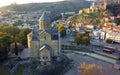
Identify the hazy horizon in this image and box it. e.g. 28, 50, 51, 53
0, 0, 64, 7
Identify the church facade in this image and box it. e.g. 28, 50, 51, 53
27, 11, 60, 65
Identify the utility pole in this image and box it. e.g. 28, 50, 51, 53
58, 31, 61, 55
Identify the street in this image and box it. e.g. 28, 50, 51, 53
61, 34, 120, 57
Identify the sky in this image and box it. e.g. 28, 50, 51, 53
0, 0, 64, 7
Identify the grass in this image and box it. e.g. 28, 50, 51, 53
13, 65, 24, 75
0, 66, 9, 75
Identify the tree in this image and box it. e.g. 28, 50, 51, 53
74, 32, 82, 45
0, 33, 12, 50
78, 62, 104, 75
0, 33, 12, 61
11, 42, 23, 56
10, 42, 24, 53
0, 47, 7, 61
115, 18, 120, 25
0, 26, 21, 44
18, 28, 31, 47
0, 26, 31, 60
56, 24, 66, 37
0, 26, 31, 48
106, 38, 113, 43
0, 26, 20, 36
82, 36, 90, 45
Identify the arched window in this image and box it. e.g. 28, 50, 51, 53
44, 36, 46, 40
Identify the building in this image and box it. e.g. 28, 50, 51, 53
27, 11, 60, 65
96, 0, 108, 10
83, 8, 90, 14
90, 2, 98, 12
92, 30, 106, 40
79, 1, 99, 14
79, 10, 83, 14
106, 32, 120, 43
103, 0, 107, 10
85, 25, 94, 29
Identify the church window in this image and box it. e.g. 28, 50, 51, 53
44, 36, 46, 40
42, 56, 48, 60
36, 45, 37, 48
44, 62, 46, 65
46, 56, 48, 59
43, 56, 45, 59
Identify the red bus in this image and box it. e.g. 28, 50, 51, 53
103, 49, 112, 54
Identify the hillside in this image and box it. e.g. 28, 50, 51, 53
0, 0, 91, 17
0, 1, 91, 12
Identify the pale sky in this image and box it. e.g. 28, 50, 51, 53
0, 0, 64, 7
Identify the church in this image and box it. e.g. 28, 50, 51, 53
27, 11, 60, 65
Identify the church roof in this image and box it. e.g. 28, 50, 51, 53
51, 34, 58, 40
44, 28, 58, 35
31, 35, 39, 41
39, 11, 50, 21
39, 44, 52, 51
31, 27, 39, 41
45, 28, 59, 40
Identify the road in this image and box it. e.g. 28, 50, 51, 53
61, 36, 119, 57
64, 53, 120, 75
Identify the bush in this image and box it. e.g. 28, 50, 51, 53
106, 38, 113, 43
78, 62, 105, 75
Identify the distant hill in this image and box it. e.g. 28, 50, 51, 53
0, 0, 91, 12
0, 0, 92, 21
0, 0, 93, 12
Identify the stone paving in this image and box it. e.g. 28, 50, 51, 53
19, 48, 29, 58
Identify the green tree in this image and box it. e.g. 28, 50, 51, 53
0, 26, 20, 36
82, 36, 90, 45
0, 33, 12, 61
0, 33, 12, 50
115, 18, 120, 25
56, 24, 66, 37
0, 26, 21, 56
18, 28, 31, 47
9, 42, 24, 56
106, 38, 113, 43
0, 47, 7, 61
74, 32, 82, 45
0, 26, 31, 60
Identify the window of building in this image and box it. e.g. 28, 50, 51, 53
42, 56, 48, 60
46, 56, 48, 59
44, 62, 46, 65
44, 36, 46, 40
43, 56, 45, 59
